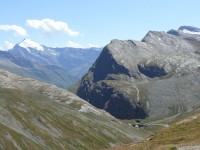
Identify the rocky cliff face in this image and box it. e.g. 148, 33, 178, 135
77, 27, 200, 119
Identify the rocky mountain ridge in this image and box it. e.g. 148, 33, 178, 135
77, 26, 200, 119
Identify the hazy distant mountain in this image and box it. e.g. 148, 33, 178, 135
0, 39, 101, 88
77, 26, 200, 119
178, 26, 200, 34
167, 26, 200, 41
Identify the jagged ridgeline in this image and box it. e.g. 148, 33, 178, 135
77, 26, 200, 119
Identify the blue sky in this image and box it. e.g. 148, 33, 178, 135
0, 0, 199, 50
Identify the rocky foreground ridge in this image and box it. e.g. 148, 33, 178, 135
0, 69, 146, 149
77, 26, 200, 119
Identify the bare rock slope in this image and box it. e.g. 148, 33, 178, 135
77, 27, 200, 119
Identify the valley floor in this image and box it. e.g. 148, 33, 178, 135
106, 110, 200, 150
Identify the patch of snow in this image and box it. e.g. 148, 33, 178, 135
181, 29, 200, 35
19, 39, 44, 52
51, 52, 58, 56
78, 104, 101, 115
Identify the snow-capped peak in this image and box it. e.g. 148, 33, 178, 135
19, 39, 44, 51
181, 29, 200, 35
178, 26, 200, 35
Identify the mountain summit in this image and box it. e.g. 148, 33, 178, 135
77, 26, 200, 119
0, 41, 101, 88
167, 26, 200, 41
18, 39, 44, 51
178, 26, 200, 35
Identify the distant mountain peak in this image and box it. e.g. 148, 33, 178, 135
18, 39, 44, 51
178, 26, 200, 35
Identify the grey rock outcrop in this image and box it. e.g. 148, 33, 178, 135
77, 28, 200, 119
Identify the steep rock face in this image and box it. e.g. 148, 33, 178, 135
77, 29, 200, 119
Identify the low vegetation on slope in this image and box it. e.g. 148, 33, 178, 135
0, 70, 149, 150
107, 110, 200, 150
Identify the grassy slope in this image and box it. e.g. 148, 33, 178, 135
107, 110, 200, 150
0, 86, 148, 150
67, 80, 81, 94
0, 63, 78, 89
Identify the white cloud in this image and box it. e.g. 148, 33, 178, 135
0, 25, 28, 37
66, 41, 84, 48
26, 18, 79, 36
88, 44, 100, 48
66, 41, 101, 49
0, 41, 14, 51
4, 41, 14, 50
